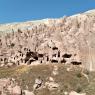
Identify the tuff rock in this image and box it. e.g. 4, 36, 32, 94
0, 10, 95, 71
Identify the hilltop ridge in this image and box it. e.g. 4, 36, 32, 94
0, 9, 94, 32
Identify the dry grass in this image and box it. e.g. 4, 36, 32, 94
0, 64, 94, 95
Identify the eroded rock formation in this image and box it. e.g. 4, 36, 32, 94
0, 10, 95, 71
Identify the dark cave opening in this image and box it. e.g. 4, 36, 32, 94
71, 61, 82, 65
51, 59, 58, 63
61, 58, 66, 63
52, 46, 58, 50
62, 53, 72, 58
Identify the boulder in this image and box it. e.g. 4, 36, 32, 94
45, 82, 59, 90
69, 91, 86, 95
12, 85, 22, 95
24, 90, 35, 95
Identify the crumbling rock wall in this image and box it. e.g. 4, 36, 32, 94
0, 10, 95, 71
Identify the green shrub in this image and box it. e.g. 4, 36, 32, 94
76, 86, 82, 93
76, 73, 82, 78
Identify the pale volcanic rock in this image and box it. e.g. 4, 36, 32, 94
0, 9, 95, 71
69, 91, 86, 95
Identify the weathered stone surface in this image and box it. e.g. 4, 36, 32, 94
24, 90, 35, 95
12, 85, 22, 95
0, 9, 95, 71
69, 91, 86, 95
45, 81, 59, 90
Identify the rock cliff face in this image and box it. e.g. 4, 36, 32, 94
0, 10, 95, 71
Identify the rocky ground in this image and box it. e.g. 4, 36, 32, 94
0, 64, 94, 95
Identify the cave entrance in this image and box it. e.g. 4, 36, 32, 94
51, 59, 58, 63
52, 46, 58, 50
71, 61, 82, 65
61, 58, 66, 63
62, 53, 72, 58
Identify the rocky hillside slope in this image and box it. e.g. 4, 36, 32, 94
0, 64, 92, 95
0, 10, 95, 71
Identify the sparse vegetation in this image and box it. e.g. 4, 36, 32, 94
76, 73, 82, 78
0, 64, 94, 95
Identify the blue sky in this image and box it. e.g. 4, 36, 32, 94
0, 0, 95, 24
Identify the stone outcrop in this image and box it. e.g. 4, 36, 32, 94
0, 78, 36, 95
69, 91, 86, 95
0, 9, 95, 71
0, 78, 22, 95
